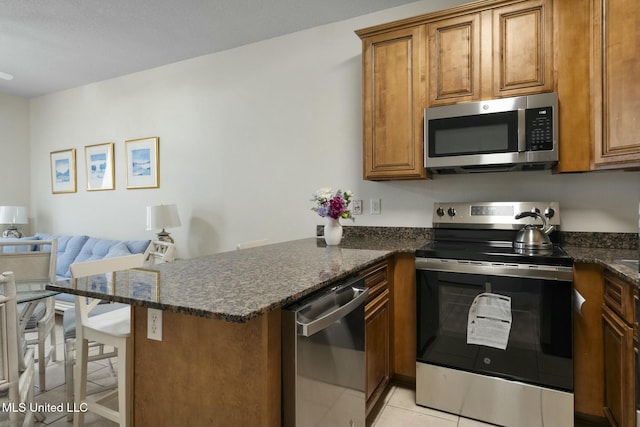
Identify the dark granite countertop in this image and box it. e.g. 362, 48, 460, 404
47, 236, 427, 323
45, 225, 639, 322
563, 246, 639, 286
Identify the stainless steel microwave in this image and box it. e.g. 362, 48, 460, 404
424, 92, 558, 174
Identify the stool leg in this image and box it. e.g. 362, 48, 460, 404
50, 319, 57, 361
118, 337, 132, 427
38, 333, 46, 391
73, 337, 89, 427
65, 339, 74, 422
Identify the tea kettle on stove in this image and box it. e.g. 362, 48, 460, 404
514, 211, 554, 252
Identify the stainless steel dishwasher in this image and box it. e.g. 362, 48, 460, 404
283, 275, 368, 427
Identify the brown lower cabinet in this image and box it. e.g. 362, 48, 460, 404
362, 260, 391, 414
602, 271, 637, 427
362, 253, 418, 414
574, 264, 638, 427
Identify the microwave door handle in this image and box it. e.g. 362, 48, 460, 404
517, 108, 526, 152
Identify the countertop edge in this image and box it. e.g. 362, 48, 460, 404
563, 246, 639, 286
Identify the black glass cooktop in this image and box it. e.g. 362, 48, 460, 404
416, 229, 573, 267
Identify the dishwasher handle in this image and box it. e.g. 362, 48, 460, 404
297, 285, 368, 337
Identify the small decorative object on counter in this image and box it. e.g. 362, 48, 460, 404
311, 188, 354, 245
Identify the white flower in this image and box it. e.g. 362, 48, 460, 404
315, 187, 334, 201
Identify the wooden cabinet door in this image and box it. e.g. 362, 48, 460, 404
427, 13, 483, 106
602, 304, 636, 427
492, 0, 553, 97
361, 26, 427, 180
593, 0, 640, 168
365, 289, 390, 409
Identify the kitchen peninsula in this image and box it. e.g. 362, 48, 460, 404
47, 232, 639, 426
48, 236, 423, 426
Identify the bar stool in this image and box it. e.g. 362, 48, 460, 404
69, 254, 144, 427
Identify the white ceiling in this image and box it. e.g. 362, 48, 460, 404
0, 0, 418, 98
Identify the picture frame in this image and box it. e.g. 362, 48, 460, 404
84, 142, 115, 191
125, 137, 159, 189
50, 149, 77, 194
128, 268, 161, 302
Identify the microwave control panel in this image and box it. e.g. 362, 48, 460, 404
525, 106, 554, 151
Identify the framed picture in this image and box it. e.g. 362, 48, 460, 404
125, 137, 159, 189
128, 268, 160, 302
50, 149, 77, 194
84, 142, 115, 191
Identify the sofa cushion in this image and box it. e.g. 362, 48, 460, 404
126, 240, 151, 254
35, 233, 89, 278
0, 235, 40, 253
74, 237, 150, 263
74, 238, 125, 263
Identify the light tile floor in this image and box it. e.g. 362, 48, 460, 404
368, 385, 496, 427
30, 318, 496, 427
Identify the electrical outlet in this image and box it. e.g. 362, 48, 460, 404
147, 308, 162, 341
370, 199, 381, 215
352, 200, 363, 215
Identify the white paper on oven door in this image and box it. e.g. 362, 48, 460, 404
467, 293, 512, 350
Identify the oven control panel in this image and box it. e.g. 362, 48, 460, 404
432, 201, 560, 229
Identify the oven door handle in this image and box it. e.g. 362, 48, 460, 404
416, 257, 573, 281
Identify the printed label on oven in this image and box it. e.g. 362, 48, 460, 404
467, 293, 512, 350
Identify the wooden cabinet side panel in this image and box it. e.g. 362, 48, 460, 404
573, 263, 605, 419
492, 0, 553, 97
362, 27, 427, 180
554, 0, 592, 172
593, 0, 640, 167
391, 253, 416, 382
133, 307, 281, 427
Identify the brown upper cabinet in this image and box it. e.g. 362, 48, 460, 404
357, 0, 553, 180
591, 0, 640, 169
358, 0, 640, 179
358, 26, 427, 180
428, 0, 552, 106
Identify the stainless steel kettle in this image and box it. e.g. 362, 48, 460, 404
513, 211, 554, 252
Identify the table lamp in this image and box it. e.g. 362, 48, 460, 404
0, 206, 28, 238
146, 204, 181, 243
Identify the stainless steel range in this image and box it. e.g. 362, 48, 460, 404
415, 202, 574, 427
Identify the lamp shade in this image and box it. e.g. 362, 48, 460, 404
146, 204, 181, 230
0, 206, 28, 225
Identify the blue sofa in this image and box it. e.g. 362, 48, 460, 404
2, 233, 150, 312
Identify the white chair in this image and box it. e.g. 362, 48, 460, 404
0, 240, 58, 391
0, 271, 37, 427
70, 254, 144, 427
143, 240, 175, 265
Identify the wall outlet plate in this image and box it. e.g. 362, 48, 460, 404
352, 200, 363, 215
370, 199, 381, 215
148, 308, 163, 341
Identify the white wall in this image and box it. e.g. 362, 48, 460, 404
0, 93, 31, 233
27, 0, 640, 259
